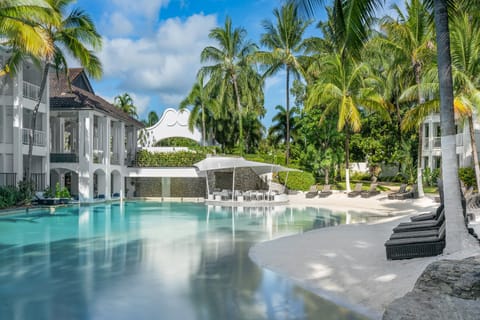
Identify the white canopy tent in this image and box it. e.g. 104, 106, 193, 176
194, 156, 298, 200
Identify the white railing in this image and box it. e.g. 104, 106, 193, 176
93, 149, 104, 164
23, 81, 46, 103
22, 128, 46, 147
110, 153, 120, 165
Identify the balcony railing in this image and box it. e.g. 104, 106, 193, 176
0, 173, 16, 187
433, 137, 441, 149
50, 153, 79, 163
110, 153, 120, 165
22, 128, 46, 147
23, 81, 46, 103
93, 150, 104, 164
30, 173, 45, 191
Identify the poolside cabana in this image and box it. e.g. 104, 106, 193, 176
194, 156, 297, 206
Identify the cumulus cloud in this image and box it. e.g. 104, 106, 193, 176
99, 13, 217, 107
105, 12, 134, 36
111, 0, 170, 20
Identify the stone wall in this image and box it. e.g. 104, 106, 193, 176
127, 177, 206, 198
207, 168, 269, 191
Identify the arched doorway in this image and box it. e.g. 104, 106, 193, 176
93, 169, 106, 199
111, 170, 122, 197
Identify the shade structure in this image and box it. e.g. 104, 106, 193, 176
193, 156, 297, 176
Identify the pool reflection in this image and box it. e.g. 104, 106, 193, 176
0, 203, 370, 320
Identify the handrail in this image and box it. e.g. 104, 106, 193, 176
22, 128, 46, 147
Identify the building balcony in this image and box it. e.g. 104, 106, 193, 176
22, 128, 46, 147
50, 153, 79, 163
23, 81, 46, 103
93, 150, 104, 164
0, 173, 16, 187
110, 153, 120, 165
433, 137, 441, 149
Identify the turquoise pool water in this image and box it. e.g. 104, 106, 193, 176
0, 202, 375, 320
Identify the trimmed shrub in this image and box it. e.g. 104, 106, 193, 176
277, 171, 315, 191
136, 150, 207, 167
0, 186, 20, 209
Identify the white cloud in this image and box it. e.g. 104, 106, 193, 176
111, 0, 170, 20
105, 12, 134, 36
99, 13, 217, 107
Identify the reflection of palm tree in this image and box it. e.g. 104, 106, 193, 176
257, 3, 310, 164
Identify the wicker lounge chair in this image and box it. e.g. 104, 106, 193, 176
385, 223, 446, 260
305, 185, 318, 198
388, 184, 407, 200
393, 209, 445, 233
395, 184, 417, 200
318, 185, 333, 198
347, 183, 363, 197
411, 205, 444, 222
361, 183, 380, 198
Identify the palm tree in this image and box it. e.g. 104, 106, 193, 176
378, 0, 434, 198
147, 111, 159, 127
0, 0, 57, 64
297, 0, 471, 254
257, 2, 310, 164
306, 54, 389, 192
179, 74, 218, 146
200, 17, 258, 154
114, 93, 137, 118
268, 105, 299, 147
25, 0, 102, 185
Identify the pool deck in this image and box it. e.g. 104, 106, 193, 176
249, 192, 480, 320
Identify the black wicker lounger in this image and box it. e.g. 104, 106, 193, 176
348, 183, 363, 197
389, 220, 445, 239
385, 224, 446, 260
318, 185, 333, 198
388, 184, 407, 200
392, 209, 445, 233
410, 205, 444, 222
361, 183, 380, 198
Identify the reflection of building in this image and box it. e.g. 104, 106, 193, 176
422, 114, 475, 170
49, 69, 143, 201
0, 54, 49, 190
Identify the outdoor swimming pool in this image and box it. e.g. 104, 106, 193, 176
0, 202, 378, 319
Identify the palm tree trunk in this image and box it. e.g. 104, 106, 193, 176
285, 65, 290, 165
232, 74, 244, 155
201, 103, 206, 147
468, 116, 480, 191
345, 128, 351, 193
434, 0, 471, 253
414, 62, 425, 198
26, 62, 49, 186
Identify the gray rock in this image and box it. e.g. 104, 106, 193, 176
383, 256, 480, 320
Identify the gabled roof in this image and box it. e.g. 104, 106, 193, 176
49, 68, 144, 128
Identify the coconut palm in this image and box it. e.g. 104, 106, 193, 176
114, 93, 137, 118
268, 105, 299, 147
378, 0, 435, 198
200, 17, 258, 154
147, 111, 159, 127
307, 54, 389, 192
257, 2, 310, 164
0, 0, 57, 64
179, 74, 219, 146
24, 0, 102, 185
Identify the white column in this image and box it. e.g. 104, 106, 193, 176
120, 122, 125, 166
105, 117, 111, 199
78, 111, 93, 201
12, 65, 23, 183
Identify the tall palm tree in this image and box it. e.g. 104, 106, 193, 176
200, 17, 258, 154
306, 54, 389, 192
0, 0, 57, 64
147, 111, 159, 127
179, 74, 218, 146
378, 0, 434, 198
257, 2, 310, 164
25, 0, 102, 185
114, 93, 137, 118
298, 0, 471, 254
268, 105, 299, 147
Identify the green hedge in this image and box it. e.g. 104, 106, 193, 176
459, 167, 477, 188
277, 171, 315, 191
136, 150, 206, 167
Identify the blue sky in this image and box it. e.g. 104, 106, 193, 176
71, 0, 326, 127
74, 0, 400, 127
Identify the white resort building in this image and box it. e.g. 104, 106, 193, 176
0, 56, 49, 191
49, 68, 143, 202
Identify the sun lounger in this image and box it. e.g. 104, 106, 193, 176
318, 185, 333, 198
305, 185, 318, 198
361, 183, 380, 198
393, 209, 445, 233
389, 221, 444, 239
395, 184, 417, 200
385, 223, 446, 260
388, 184, 407, 200
347, 183, 363, 197
411, 205, 444, 222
